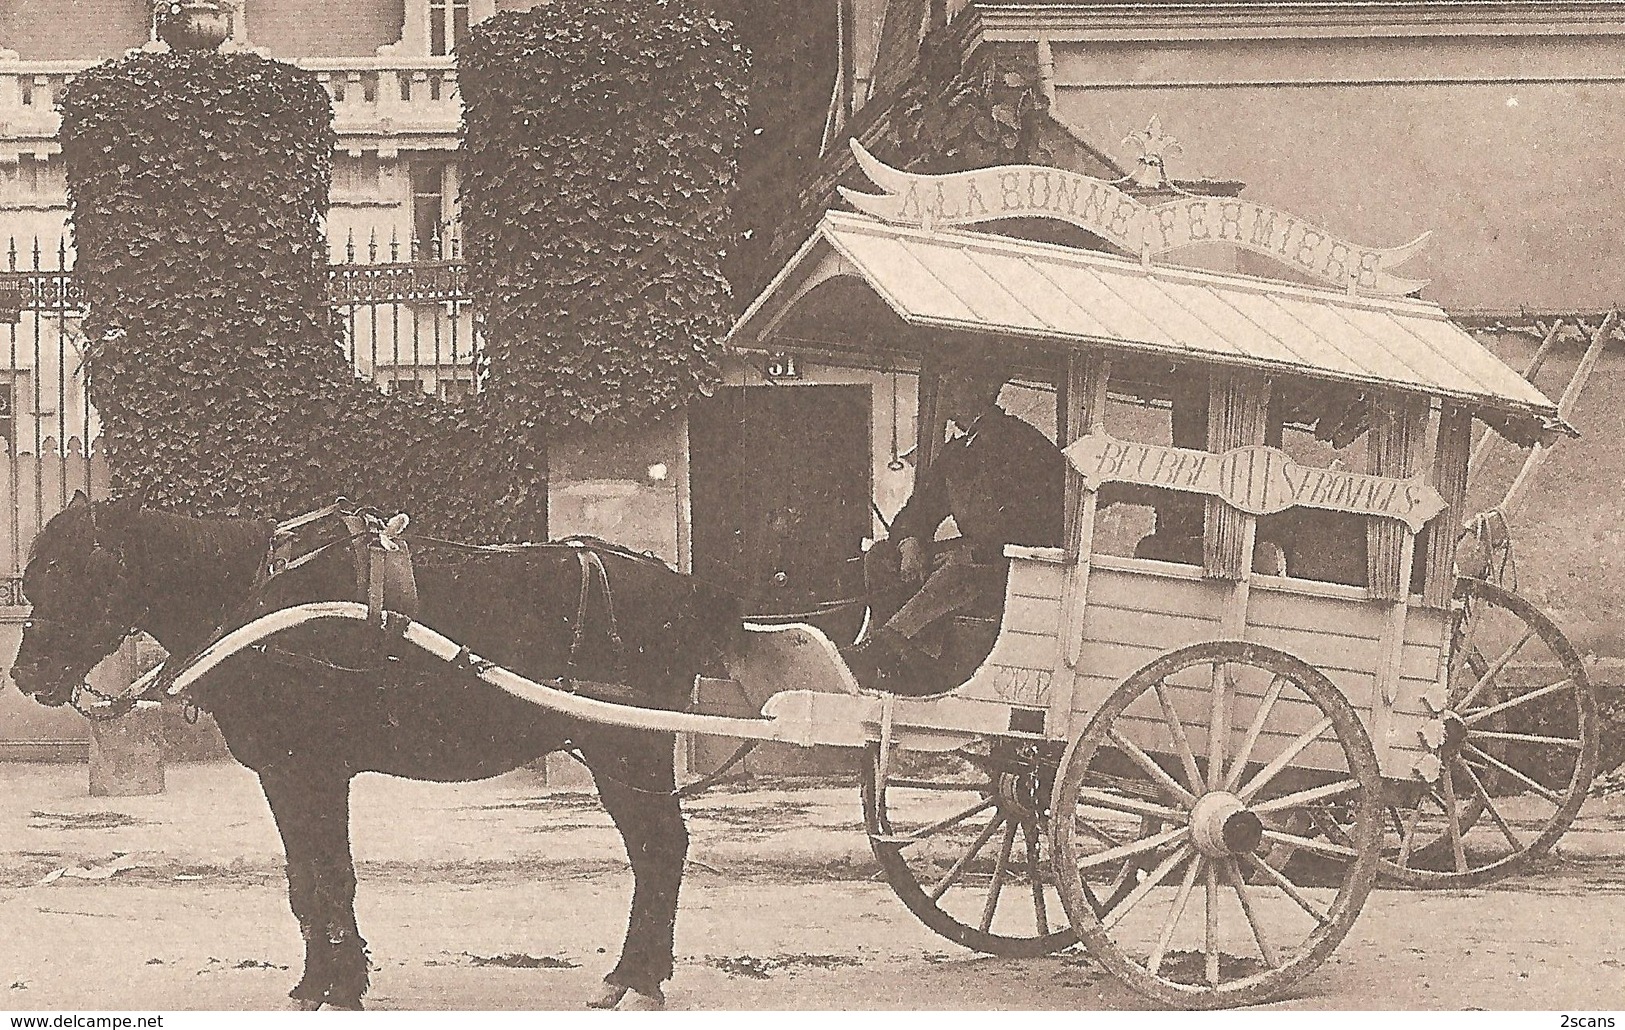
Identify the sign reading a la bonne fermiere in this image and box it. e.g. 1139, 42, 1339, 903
837, 141, 1431, 297
1063, 433, 1447, 532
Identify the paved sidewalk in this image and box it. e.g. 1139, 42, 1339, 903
0, 760, 879, 887
3, 759, 1623, 889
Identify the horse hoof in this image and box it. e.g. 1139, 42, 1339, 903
587, 983, 628, 1009
616, 989, 666, 1011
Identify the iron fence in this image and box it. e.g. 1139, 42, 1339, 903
0, 233, 484, 600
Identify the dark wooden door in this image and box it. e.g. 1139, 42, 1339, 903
689, 385, 871, 620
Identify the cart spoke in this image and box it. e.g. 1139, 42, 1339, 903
1153, 678, 1206, 792
979, 818, 1020, 932
1393, 793, 1428, 868
1464, 744, 1563, 803
1463, 679, 1573, 726
1022, 818, 1050, 936
1458, 758, 1524, 851
1207, 663, 1235, 798
1468, 729, 1582, 749
1076, 823, 1189, 871
1237, 715, 1336, 802
1260, 827, 1359, 861
1103, 841, 1195, 931
1456, 627, 1538, 711
1107, 729, 1198, 808
928, 812, 1007, 901
1224, 674, 1290, 792
1224, 858, 1280, 968
1204, 860, 1220, 986
1250, 777, 1362, 815
1147, 855, 1203, 977
1074, 813, 1128, 850
1439, 755, 1469, 872
882, 798, 997, 847
1074, 788, 1184, 823
1242, 852, 1331, 926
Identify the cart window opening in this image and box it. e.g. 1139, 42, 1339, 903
1256, 383, 1373, 588
1089, 383, 1205, 566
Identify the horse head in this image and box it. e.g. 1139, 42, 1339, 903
12, 490, 149, 707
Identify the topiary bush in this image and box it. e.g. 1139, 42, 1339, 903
58, 50, 539, 538
457, 0, 748, 432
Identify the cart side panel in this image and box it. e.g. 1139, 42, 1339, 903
1062, 563, 1230, 725
1388, 605, 1452, 780
955, 551, 1066, 709
1246, 583, 1443, 779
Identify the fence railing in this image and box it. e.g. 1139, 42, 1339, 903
0, 235, 483, 596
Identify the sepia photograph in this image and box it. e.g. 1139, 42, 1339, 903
0, 0, 1621, 1017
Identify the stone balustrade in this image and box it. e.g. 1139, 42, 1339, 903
0, 55, 463, 158
0, 63, 82, 156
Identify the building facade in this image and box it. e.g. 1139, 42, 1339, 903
767, 0, 1625, 644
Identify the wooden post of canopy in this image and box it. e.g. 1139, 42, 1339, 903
914, 349, 944, 474
1203, 372, 1270, 595
1496, 310, 1617, 521
1369, 391, 1430, 768
1051, 349, 1109, 740
1423, 403, 1472, 609
1203, 372, 1269, 782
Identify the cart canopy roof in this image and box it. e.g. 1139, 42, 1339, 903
729, 211, 1567, 442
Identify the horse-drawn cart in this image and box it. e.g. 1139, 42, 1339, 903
107, 188, 1598, 1007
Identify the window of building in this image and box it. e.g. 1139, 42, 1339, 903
410, 161, 452, 259
430, 0, 471, 56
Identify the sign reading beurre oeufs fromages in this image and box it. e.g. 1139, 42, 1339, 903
1063, 433, 1447, 532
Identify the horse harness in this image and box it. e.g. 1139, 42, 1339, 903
73, 501, 753, 800
141, 502, 659, 708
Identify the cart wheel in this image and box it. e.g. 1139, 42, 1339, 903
1050, 641, 1382, 1008
861, 739, 1079, 957
1378, 577, 1599, 887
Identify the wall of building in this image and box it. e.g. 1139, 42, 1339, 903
1042, 30, 1625, 314
250, 0, 405, 58
549, 416, 686, 564
0, 1, 150, 60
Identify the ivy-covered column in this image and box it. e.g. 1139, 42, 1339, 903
457, 1, 747, 437
59, 51, 342, 516
58, 51, 528, 537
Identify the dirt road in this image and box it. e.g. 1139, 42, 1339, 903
1, 763, 1621, 1011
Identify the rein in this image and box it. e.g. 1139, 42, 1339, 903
85, 508, 679, 717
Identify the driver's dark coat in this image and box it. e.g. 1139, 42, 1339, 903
889, 408, 1065, 559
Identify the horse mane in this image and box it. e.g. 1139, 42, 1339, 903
127, 508, 272, 562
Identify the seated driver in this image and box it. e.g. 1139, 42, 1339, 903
845, 352, 1065, 695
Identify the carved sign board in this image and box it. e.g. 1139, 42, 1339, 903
838, 141, 1431, 297
1064, 433, 1447, 532
0, 279, 24, 324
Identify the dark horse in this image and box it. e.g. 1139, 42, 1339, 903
10, 493, 740, 1010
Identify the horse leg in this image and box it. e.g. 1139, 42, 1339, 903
577, 731, 687, 1010
259, 763, 369, 1010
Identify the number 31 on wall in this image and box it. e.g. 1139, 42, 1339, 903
764, 353, 801, 380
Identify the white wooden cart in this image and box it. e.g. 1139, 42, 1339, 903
141, 165, 1597, 1006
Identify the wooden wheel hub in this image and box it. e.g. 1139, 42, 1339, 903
1439, 711, 1470, 754
1189, 792, 1263, 858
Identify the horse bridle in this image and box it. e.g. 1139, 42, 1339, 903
20, 507, 149, 718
